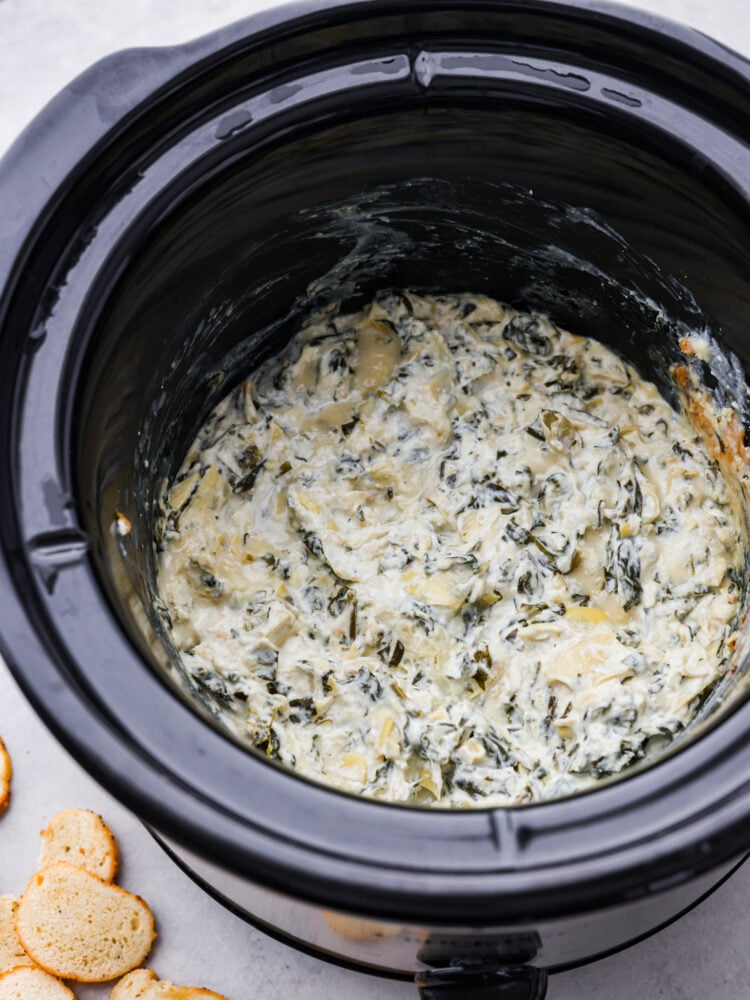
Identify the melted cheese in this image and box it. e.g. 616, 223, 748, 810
156, 292, 746, 807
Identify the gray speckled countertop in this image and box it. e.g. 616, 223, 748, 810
1, 2, 749, 997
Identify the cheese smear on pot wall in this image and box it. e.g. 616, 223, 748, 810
157, 292, 745, 807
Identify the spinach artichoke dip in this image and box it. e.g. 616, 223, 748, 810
157, 292, 746, 807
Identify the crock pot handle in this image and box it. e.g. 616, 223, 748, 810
416, 965, 548, 999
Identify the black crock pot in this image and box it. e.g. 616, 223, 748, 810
3, 2, 750, 997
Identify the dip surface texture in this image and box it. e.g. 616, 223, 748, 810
157, 292, 744, 806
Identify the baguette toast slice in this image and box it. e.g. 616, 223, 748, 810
16, 863, 155, 982
111, 968, 227, 999
0, 966, 76, 999
0, 897, 35, 974
0, 739, 11, 815
39, 809, 119, 882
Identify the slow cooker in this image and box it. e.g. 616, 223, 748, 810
2, 1, 750, 997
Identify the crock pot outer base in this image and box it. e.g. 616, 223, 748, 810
153, 831, 749, 983
3, 0, 750, 985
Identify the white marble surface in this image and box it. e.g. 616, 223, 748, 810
1, 1, 749, 997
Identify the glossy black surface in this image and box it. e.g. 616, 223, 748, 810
417, 964, 548, 1000
2, 0, 750, 945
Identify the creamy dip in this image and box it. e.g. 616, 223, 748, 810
157, 292, 745, 807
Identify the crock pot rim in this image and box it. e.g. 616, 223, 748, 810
3, 0, 750, 292
3, 0, 750, 925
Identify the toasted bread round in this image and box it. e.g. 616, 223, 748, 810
15, 863, 155, 982
0, 738, 11, 814
0, 897, 36, 974
0, 966, 76, 999
110, 969, 227, 999
39, 809, 119, 882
